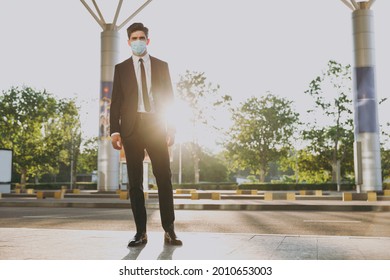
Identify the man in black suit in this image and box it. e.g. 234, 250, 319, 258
110, 22, 182, 247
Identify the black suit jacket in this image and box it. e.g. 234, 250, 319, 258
110, 56, 174, 139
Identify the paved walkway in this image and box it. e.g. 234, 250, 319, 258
1, 193, 390, 260
1, 228, 389, 260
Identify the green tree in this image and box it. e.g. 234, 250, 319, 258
282, 149, 332, 183
224, 93, 299, 182
302, 60, 354, 184
176, 70, 232, 183
171, 142, 228, 183
0, 86, 81, 184
199, 150, 228, 182
381, 148, 390, 181
380, 122, 390, 181
77, 137, 98, 174
61, 99, 81, 187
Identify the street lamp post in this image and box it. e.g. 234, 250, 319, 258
81, 0, 153, 191
341, 0, 382, 193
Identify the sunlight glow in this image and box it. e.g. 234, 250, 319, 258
167, 98, 194, 144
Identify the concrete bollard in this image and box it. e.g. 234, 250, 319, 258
36, 191, 45, 199
287, 193, 296, 200
73, 189, 81, 194
236, 189, 258, 195
264, 192, 295, 201
26, 188, 35, 194
15, 183, 25, 193
176, 189, 197, 194
384, 190, 390, 196
191, 192, 221, 200
54, 191, 64, 199
300, 190, 323, 196
343, 192, 376, 201
119, 191, 129, 200
367, 192, 377, 201
315, 190, 323, 196
342, 193, 353, 201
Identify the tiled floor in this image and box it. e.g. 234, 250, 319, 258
1, 228, 389, 260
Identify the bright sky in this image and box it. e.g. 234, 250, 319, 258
1, 0, 390, 151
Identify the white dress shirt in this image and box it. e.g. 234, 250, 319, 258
111, 54, 155, 137
132, 54, 155, 113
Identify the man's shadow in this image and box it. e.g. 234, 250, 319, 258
157, 244, 179, 260
121, 244, 180, 260
122, 244, 147, 260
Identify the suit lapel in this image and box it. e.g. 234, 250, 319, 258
150, 56, 158, 96
122, 57, 138, 95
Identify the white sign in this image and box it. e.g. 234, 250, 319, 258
0, 149, 12, 183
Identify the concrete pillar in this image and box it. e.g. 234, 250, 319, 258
351, 4, 382, 192
81, 0, 153, 192
98, 24, 120, 191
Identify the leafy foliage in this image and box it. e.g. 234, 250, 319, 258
0, 86, 81, 183
176, 70, 231, 127
77, 137, 98, 174
302, 60, 354, 182
176, 70, 232, 183
224, 93, 299, 182
170, 142, 228, 183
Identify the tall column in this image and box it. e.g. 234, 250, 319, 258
342, 0, 382, 192
81, 0, 153, 192
98, 24, 120, 191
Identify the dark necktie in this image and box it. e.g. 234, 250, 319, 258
139, 58, 151, 112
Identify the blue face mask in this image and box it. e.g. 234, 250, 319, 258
130, 40, 147, 56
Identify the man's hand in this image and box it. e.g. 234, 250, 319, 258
166, 133, 175, 147
111, 134, 123, 150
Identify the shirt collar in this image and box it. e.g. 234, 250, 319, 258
133, 53, 150, 64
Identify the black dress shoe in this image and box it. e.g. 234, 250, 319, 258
128, 232, 147, 247
164, 230, 183, 246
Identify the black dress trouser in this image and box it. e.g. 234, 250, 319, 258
122, 114, 175, 234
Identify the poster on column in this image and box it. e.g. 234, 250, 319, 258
99, 81, 113, 140
355, 67, 378, 133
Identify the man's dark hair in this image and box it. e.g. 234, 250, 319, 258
127, 22, 149, 39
